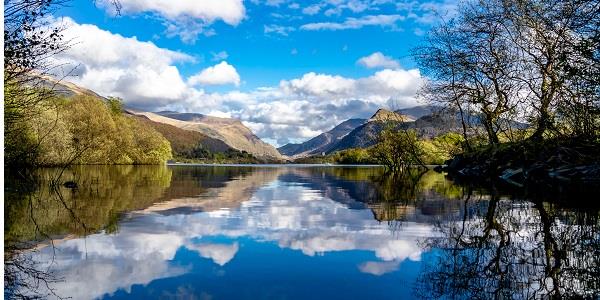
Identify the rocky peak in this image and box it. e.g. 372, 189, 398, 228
368, 109, 413, 123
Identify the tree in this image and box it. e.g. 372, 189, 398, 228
4, 0, 69, 167
3, 0, 122, 166
370, 128, 426, 172
414, 0, 524, 146
414, 0, 600, 145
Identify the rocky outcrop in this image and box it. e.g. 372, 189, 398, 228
441, 138, 600, 188
369, 108, 414, 123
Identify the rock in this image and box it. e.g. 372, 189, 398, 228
63, 181, 78, 189
499, 168, 524, 187
447, 155, 464, 171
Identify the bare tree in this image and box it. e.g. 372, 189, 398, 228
414, 0, 600, 145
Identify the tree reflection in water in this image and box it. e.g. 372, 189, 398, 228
414, 187, 600, 299
4, 166, 174, 299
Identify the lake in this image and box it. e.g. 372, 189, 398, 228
4, 165, 600, 299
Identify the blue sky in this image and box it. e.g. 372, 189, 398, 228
52, 0, 457, 146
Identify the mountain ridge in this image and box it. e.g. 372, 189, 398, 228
128, 109, 282, 159
278, 118, 367, 157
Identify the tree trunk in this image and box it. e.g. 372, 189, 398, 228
483, 115, 500, 145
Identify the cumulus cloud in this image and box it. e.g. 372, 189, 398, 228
358, 260, 401, 276
279, 69, 422, 102
187, 61, 241, 87
281, 73, 356, 97
96, 0, 245, 43
50, 17, 192, 109
357, 52, 400, 69
98, 0, 245, 25
300, 14, 403, 31
187, 242, 240, 266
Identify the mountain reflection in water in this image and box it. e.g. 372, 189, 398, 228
4, 165, 600, 299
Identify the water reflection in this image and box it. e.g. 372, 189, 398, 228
4, 166, 600, 299
416, 193, 600, 299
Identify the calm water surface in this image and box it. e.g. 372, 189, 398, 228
4, 165, 600, 299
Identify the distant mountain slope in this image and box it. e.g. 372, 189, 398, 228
132, 115, 231, 154
37, 75, 107, 99
395, 105, 437, 120
278, 118, 367, 157
327, 109, 412, 154
279, 105, 478, 158
129, 110, 282, 159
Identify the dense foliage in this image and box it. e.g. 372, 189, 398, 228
8, 94, 172, 166
369, 129, 425, 171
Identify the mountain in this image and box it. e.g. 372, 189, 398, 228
369, 108, 415, 123
128, 110, 282, 159
132, 114, 231, 154
327, 109, 412, 154
278, 118, 367, 157
395, 105, 437, 120
37, 75, 107, 99
286, 106, 468, 156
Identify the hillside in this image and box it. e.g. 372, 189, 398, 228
327, 109, 412, 154
395, 105, 437, 120
132, 115, 231, 153
278, 118, 366, 157
128, 110, 282, 160
37, 75, 107, 99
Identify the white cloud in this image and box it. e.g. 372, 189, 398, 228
302, 4, 321, 15
264, 24, 296, 36
358, 260, 401, 276
96, 0, 246, 43
50, 17, 192, 108
281, 72, 356, 97
98, 0, 245, 25
163, 18, 216, 44
300, 14, 404, 31
187, 242, 239, 266
211, 51, 229, 61
278, 69, 422, 102
357, 52, 400, 69
187, 61, 241, 87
